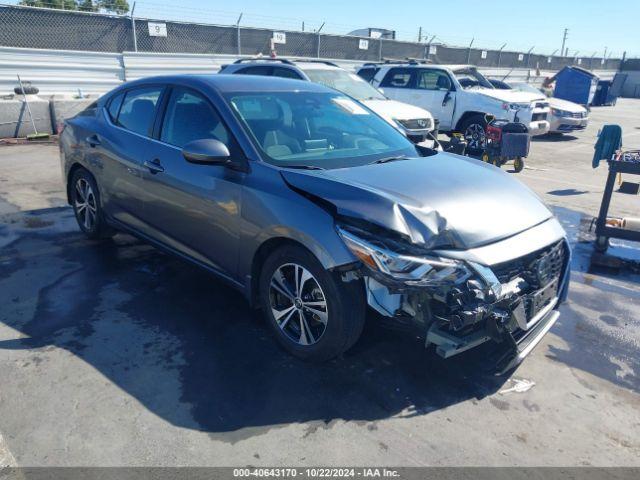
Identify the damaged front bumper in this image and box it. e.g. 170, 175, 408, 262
350, 219, 570, 373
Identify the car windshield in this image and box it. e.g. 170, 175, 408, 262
226, 91, 417, 169
511, 82, 546, 96
453, 68, 494, 89
303, 68, 386, 101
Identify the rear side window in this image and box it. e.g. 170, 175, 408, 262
116, 87, 163, 136
272, 67, 303, 79
236, 66, 272, 76
357, 68, 379, 82
107, 93, 124, 122
380, 68, 415, 88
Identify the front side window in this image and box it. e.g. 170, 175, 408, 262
116, 87, 162, 136
160, 88, 230, 149
380, 68, 415, 88
416, 70, 452, 91
227, 91, 416, 169
303, 69, 385, 101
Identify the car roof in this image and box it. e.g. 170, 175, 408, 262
365, 63, 472, 71
118, 74, 331, 93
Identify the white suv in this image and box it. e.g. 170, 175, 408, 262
220, 59, 437, 145
358, 63, 551, 152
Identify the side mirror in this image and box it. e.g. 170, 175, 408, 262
182, 139, 230, 165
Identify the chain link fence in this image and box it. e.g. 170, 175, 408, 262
0, 4, 623, 71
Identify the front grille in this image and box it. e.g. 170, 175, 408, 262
491, 240, 568, 291
398, 118, 432, 130
532, 112, 548, 121
568, 111, 587, 119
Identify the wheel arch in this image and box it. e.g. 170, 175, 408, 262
247, 231, 357, 308
454, 111, 488, 132
66, 162, 89, 204
249, 237, 313, 307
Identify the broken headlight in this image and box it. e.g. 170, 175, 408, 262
337, 226, 472, 287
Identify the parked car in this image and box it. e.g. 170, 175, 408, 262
219, 58, 437, 146
489, 79, 589, 134
60, 75, 569, 372
358, 62, 551, 153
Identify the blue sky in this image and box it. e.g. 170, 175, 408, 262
130, 0, 639, 58
10, 0, 640, 57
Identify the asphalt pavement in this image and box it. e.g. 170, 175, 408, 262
0, 99, 639, 467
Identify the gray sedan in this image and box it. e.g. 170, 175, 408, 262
60, 75, 570, 371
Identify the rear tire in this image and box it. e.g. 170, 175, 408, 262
259, 245, 366, 361
70, 169, 114, 240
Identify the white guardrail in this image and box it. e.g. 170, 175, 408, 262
0, 46, 619, 97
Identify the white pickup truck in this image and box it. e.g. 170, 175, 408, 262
357, 63, 551, 152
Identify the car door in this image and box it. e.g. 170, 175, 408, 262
409, 69, 456, 130
136, 85, 244, 280
95, 85, 165, 232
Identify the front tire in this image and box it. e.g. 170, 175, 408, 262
70, 169, 113, 239
259, 245, 366, 361
459, 114, 488, 155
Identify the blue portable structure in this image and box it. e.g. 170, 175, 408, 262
553, 66, 599, 106
592, 80, 612, 106
592, 73, 627, 106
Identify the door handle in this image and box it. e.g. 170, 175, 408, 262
143, 159, 164, 174
86, 135, 101, 147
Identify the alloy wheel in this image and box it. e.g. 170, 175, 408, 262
74, 178, 97, 231
269, 263, 328, 346
464, 123, 487, 150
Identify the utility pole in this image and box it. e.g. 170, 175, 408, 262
560, 28, 568, 57
418, 27, 422, 43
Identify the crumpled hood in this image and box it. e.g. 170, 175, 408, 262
362, 99, 434, 122
281, 153, 552, 249
474, 88, 546, 103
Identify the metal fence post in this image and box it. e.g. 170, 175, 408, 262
130, 2, 138, 52
378, 39, 382, 61
316, 23, 325, 59
236, 14, 243, 56
466, 38, 474, 64
497, 43, 506, 68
